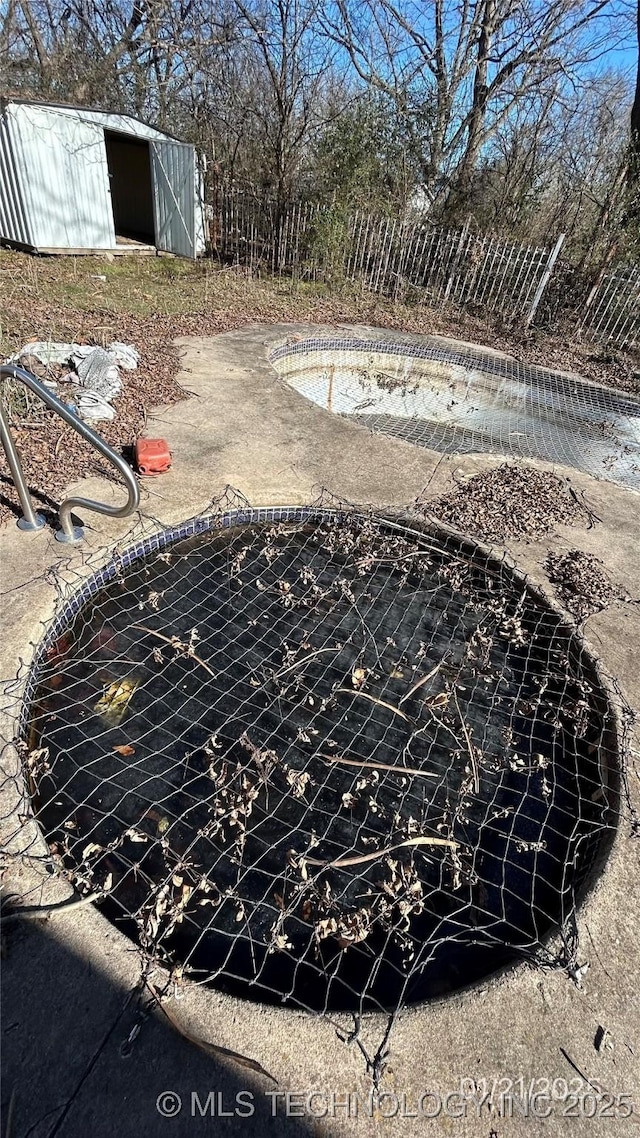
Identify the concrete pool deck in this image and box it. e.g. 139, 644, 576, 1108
1, 324, 639, 1138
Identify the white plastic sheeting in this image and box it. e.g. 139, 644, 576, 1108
9, 340, 139, 421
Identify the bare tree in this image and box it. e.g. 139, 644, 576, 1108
227, 0, 333, 214
0, 0, 228, 120
629, 0, 640, 203
321, 0, 627, 216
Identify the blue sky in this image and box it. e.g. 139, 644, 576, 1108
588, 0, 638, 82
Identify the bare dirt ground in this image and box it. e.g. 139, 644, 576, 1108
1, 249, 638, 527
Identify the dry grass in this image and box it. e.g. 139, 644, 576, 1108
1, 248, 637, 527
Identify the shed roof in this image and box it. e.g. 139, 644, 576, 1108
0, 96, 182, 142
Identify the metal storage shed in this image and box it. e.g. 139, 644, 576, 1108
0, 98, 205, 258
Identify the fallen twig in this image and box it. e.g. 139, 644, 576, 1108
559, 1047, 607, 1096
0, 891, 103, 923
451, 687, 479, 793
270, 646, 339, 682
154, 995, 277, 1084
316, 753, 437, 779
335, 688, 414, 724
306, 835, 458, 868
354, 547, 438, 567
399, 662, 442, 706
133, 623, 216, 679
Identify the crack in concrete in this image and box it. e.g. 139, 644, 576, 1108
46, 988, 136, 1138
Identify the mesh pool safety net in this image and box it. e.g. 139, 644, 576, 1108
20, 504, 620, 1015
270, 338, 640, 491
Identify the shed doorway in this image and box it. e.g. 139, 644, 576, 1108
104, 131, 155, 245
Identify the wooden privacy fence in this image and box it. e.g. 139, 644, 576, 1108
211, 191, 638, 346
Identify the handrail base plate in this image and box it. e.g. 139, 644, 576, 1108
55, 526, 84, 544
17, 514, 46, 532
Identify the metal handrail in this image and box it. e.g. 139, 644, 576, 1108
0, 363, 140, 543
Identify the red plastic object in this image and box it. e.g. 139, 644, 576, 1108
135, 437, 172, 476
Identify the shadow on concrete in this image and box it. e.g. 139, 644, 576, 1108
1, 912, 313, 1138
0, 474, 59, 525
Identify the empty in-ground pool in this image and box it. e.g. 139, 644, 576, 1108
270, 337, 640, 490
21, 508, 619, 1013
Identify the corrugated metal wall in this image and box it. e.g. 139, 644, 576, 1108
6, 104, 115, 249
0, 108, 32, 245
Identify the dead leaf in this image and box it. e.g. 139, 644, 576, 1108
94, 678, 139, 725
425, 691, 449, 709
113, 744, 135, 757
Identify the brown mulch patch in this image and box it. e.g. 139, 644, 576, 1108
423, 464, 593, 543
1, 312, 185, 525
544, 550, 627, 621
